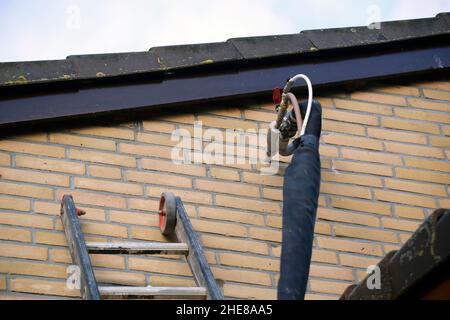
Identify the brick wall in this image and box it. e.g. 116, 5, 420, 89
0, 79, 449, 300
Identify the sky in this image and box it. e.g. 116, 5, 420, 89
0, 0, 449, 62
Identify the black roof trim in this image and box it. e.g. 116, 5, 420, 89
1, 12, 449, 87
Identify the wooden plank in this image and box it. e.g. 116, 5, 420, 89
175, 197, 224, 300
99, 286, 207, 299
87, 242, 189, 255
61, 195, 100, 300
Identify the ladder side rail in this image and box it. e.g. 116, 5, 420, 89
174, 197, 224, 300
60, 195, 101, 300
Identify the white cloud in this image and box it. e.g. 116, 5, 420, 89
0, 0, 449, 62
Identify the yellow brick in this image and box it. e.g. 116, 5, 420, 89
382, 218, 421, 232
374, 190, 436, 208
408, 98, 450, 112
0, 226, 32, 242
332, 160, 393, 177
51, 249, 125, 269
368, 127, 427, 144
95, 270, 146, 287
263, 187, 282, 201
201, 235, 268, 255
212, 267, 271, 286
323, 134, 383, 151
423, 88, 450, 101
12, 133, 48, 142
0, 212, 53, 229
141, 158, 206, 177
142, 120, 176, 133
126, 170, 192, 188
320, 145, 340, 158
385, 142, 444, 159
0, 243, 47, 261
243, 110, 274, 122
70, 126, 134, 140
56, 189, 127, 209
330, 197, 391, 215
209, 107, 242, 118
321, 109, 379, 126
0, 275, 5, 290
0, 167, 69, 187
197, 206, 265, 226
11, 278, 79, 298
209, 167, 240, 181
395, 108, 450, 124
70, 149, 136, 167
224, 284, 276, 300
311, 250, 338, 264
89, 165, 121, 179
322, 171, 383, 187
0, 153, 10, 166
396, 168, 450, 185
0, 181, 53, 199
127, 198, 159, 212
220, 252, 279, 272
404, 158, 450, 173
381, 117, 440, 134
321, 182, 371, 199
334, 98, 393, 115
119, 143, 172, 159
196, 179, 259, 197
197, 115, 257, 131
191, 219, 247, 237
318, 207, 380, 227
439, 198, 450, 208
341, 149, 402, 166
415, 81, 450, 91
309, 279, 352, 295
147, 186, 212, 205
249, 227, 281, 242
35, 231, 67, 246
385, 178, 447, 196
430, 136, 450, 148
350, 91, 407, 106
305, 294, 338, 300
36, 202, 105, 221
109, 210, 158, 227
310, 264, 354, 281
0, 260, 66, 279
0, 140, 65, 158
216, 195, 280, 214
129, 225, 166, 242
74, 177, 143, 196
317, 237, 382, 256
80, 222, 127, 238
157, 113, 196, 125
150, 275, 196, 287
49, 133, 116, 151
0, 196, 30, 212
322, 120, 366, 136
395, 205, 425, 220
334, 225, 398, 243
339, 254, 382, 268
242, 172, 283, 187
129, 257, 192, 276
136, 132, 197, 149
374, 85, 420, 97
15, 155, 85, 175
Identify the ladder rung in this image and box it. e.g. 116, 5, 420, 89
99, 286, 207, 299
86, 242, 189, 255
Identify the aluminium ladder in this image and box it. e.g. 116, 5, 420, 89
60, 192, 223, 300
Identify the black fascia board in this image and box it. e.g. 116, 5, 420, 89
0, 38, 449, 131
